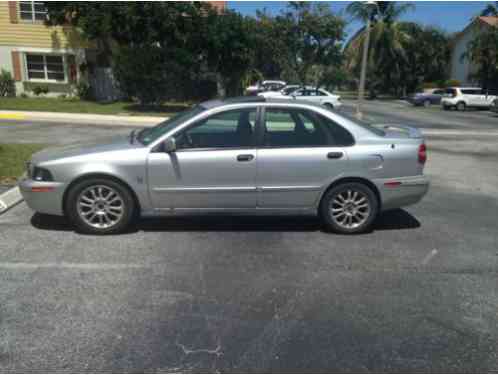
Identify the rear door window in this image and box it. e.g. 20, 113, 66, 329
263, 108, 354, 147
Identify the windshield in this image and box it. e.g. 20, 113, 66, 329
137, 106, 206, 145
338, 111, 386, 136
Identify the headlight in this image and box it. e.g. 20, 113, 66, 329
32, 167, 54, 181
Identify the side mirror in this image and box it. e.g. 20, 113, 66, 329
163, 137, 176, 153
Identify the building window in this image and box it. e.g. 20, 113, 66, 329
26, 54, 65, 82
19, 1, 47, 22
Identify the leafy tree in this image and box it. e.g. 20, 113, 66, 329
462, 26, 498, 89
480, 1, 498, 16
204, 10, 257, 96
399, 23, 451, 93
344, 1, 414, 96
46, 2, 259, 100
257, 2, 346, 86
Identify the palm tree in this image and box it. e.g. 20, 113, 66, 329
344, 2, 414, 97
480, 1, 498, 16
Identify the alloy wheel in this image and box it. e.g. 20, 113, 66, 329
76, 185, 125, 229
329, 188, 371, 230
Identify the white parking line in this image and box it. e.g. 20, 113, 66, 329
0, 262, 149, 270
421, 249, 438, 265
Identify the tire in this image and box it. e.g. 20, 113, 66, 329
443, 105, 450, 111
320, 182, 379, 234
456, 101, 466, 111
324, 103, 334, 110
66, 177, 135, 235
423, 99, 431, 108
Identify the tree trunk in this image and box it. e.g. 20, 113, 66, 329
216, 73, 226, 98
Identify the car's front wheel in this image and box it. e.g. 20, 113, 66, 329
423, 99, 431, 107
320, 182, 379, 234
456, 101, 466, 111
66, 178, 135, 234
324, 102, 334, 110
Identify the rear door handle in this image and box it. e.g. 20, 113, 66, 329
237, 154, 254, 162
327, 152, 343, 159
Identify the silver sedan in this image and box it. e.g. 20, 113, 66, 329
20, 97, 429, 235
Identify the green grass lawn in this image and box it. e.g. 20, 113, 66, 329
0, 97, 190, 117
0, 144, 47, 185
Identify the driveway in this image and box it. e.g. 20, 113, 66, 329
0, 103, 497, 372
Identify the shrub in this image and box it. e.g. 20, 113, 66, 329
0, 69, 16, 97
445, 79, 461, 87
58, 94, 67, 99
76, 82, 93, 100
20, 93, 28, 98
422, 82, 438, 90
32, 85, 49, 96
113, 45, 186, 105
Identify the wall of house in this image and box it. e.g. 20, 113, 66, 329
0, 1, 87, 96
0, 2, 88, 49
450, 22, 485, 86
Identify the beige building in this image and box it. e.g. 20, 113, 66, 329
0, 1, 91, 96
450, 16, 498, 86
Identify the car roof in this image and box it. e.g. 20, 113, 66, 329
200, 96, 325, 110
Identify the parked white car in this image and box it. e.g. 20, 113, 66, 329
441, 87, 497, 111
258, 85, 300, 99
291, 88, 342, 110
246, 80, 287, 95
260, 87, 342, 110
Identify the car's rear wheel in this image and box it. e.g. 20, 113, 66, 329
324, 103, 334, 110
66, 178, 135, 234
456, 101, 466, 111
320, 182, 379, 234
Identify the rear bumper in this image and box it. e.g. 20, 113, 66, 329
18, 177, 66, 216
374, 175, 429, 211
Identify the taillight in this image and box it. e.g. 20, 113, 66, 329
418, 143, 427, 164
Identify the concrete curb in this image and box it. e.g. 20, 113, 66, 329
0, 110, 166, 126
0, 186, 23, 215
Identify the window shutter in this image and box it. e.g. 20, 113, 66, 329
11, 51, 22, 81
8, 2, 18, 24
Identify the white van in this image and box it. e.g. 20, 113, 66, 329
441, 87, 497, 111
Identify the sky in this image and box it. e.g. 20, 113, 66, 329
228, 1, 494, 38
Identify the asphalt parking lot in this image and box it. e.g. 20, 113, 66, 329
1, 101, 498, 372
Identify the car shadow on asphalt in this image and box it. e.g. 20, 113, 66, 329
30, 208, 420, 234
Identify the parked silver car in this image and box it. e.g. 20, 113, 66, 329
20, 97, 429, 235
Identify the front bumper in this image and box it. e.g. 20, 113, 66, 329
18, 177, 66, 216
374, 175, 429, 211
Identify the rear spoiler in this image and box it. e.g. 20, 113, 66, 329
375, 124, 424, 139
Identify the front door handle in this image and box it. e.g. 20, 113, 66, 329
327, 151, 343, 159
237, 154, 254, 162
